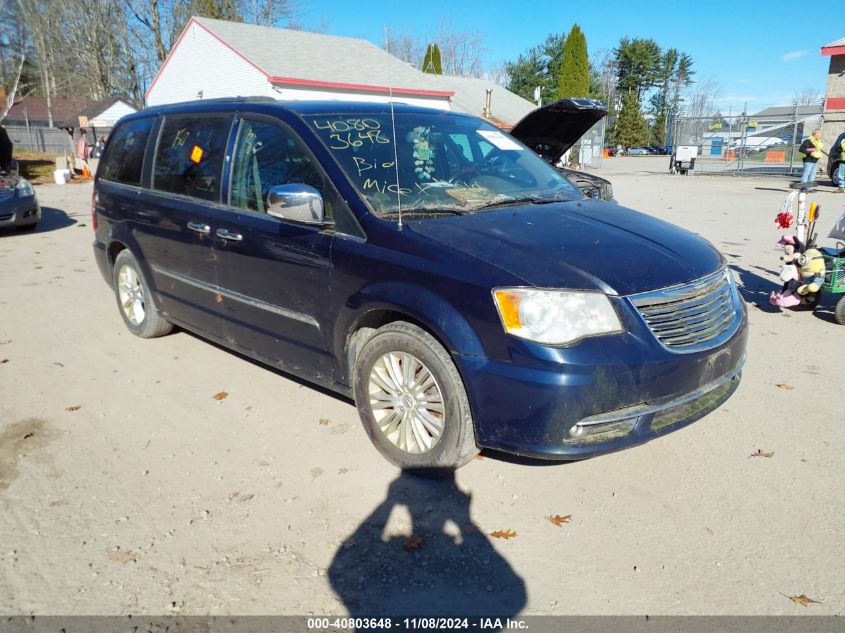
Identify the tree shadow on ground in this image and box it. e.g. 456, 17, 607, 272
329, 471, 526, 620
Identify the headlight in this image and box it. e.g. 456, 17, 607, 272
493, 288, 623, 345
16, 179, 34, 198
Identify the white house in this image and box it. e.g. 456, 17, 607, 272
146, 17, 455, 111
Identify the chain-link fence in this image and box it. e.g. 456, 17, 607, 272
669, 108, 823, 176
570, 117, 606, 169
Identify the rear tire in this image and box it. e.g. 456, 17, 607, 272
836, 296, 845, 326
112, 250, 173, 338
353, 321, 479, 476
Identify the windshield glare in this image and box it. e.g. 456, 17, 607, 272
306, 111, 581, 217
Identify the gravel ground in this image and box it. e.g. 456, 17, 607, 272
0, 159, 843, 616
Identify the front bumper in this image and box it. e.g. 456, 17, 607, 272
0, 196, 40, 228
456, 318, 748, 460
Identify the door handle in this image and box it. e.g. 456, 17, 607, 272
216, 228, 243, 242
187, 221, 211, 235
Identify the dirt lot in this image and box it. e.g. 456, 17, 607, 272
1, 159, 843, 616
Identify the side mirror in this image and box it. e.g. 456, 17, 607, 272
266, 184, 324, 224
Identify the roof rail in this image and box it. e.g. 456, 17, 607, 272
146, 96, 278, 109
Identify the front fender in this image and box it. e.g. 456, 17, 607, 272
333, 282, 486, 386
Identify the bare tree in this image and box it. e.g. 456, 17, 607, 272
681, 78, 722, 119
433, 17, 485, 77
591, 48, 618, 105
0, 2, 33, 119
383, 27, 424, 68
239, 0, 297, 26
794, 87, 822, 107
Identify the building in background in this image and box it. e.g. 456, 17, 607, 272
822, 37, 845, 172
145, 17, 454, 112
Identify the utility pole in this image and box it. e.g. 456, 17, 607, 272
788, 99, 799, 176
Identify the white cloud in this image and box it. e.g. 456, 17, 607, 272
782, 50, 808, 61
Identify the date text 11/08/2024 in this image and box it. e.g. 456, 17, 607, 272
306, 617, 528, 630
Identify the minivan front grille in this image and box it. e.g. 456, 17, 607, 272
629, 268, 740, 352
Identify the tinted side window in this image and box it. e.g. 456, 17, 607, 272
230, 119, 327, 215
100, 118, 153, 185
153, 115, 230, 201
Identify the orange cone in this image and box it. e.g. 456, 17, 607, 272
81, 162, 91, 179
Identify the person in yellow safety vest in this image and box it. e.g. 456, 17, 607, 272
798, 129, 823, 184
836, 136, 845, 193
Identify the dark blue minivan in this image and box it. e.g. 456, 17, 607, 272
93, 97, 747, 474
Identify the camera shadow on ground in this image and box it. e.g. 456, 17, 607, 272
329, 471, 526, 619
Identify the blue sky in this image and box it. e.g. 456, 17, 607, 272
299, 0, 842, 114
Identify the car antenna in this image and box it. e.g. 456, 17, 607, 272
385, 25, 403, 230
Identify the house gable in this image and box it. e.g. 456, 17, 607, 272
146, 19, 274, 106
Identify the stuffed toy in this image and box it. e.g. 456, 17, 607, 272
794, 248, 826, 296
769, 235, 826, 307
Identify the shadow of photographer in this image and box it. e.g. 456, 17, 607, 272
329, 471, 526, 619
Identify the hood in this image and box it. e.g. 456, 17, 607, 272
407, 200, 725, 295
509, 98, 607, 164
0, 175, 18, 197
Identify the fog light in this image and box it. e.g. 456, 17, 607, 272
564, 418, 637, 446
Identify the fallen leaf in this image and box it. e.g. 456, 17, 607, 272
338, 468, 349, 475
107, 547, 137, 563
775, 384, 794, 390
23, 432, 34, 440
749, 449, 774, 458
212, 391, 229, 401
784, 594, 822, 607
318, 418, 331, 426
705, 527, 714, 535
310, 467, 323, 480
403, 534, 425, 551
546, 514, 572, 527
782, 313, 792, 318
0, 358, 8, 364
65, 405, 81, 412
489, 529, 518, 539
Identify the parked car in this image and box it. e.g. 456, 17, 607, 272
508, 98, 614, 201
627, 147, 651, 156
93, 98, 748, 474
828, 131, 845, 185
0, 165, 41, 232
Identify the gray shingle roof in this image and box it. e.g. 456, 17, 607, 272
195, 17, 450, 95
749, 105, 823, 119
423, 75, 536, 127
823, 36, 845, 48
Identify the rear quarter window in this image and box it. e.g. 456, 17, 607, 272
153, 115, 231, 201
99, 117, 154, 186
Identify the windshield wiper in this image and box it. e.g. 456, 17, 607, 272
394, 206, 470, 216
474, 196, 563, 211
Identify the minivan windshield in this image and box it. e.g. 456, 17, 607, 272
306, 110, 581, 217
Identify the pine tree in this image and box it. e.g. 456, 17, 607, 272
422, 43, 443, 74
558, 24, 589, 98
614, 91, 649, 147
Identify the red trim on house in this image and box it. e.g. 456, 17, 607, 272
826, 97, 845, 110
145, 17, 271, 101
269, 76, 453, 98
821, 45, 845, 56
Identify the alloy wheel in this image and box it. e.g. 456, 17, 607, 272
368, 351, 445, 454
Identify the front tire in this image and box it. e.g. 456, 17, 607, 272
112, 250, 173, 338
353, 322, 479, 475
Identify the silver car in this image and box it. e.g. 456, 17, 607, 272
0, 168, 40, 231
